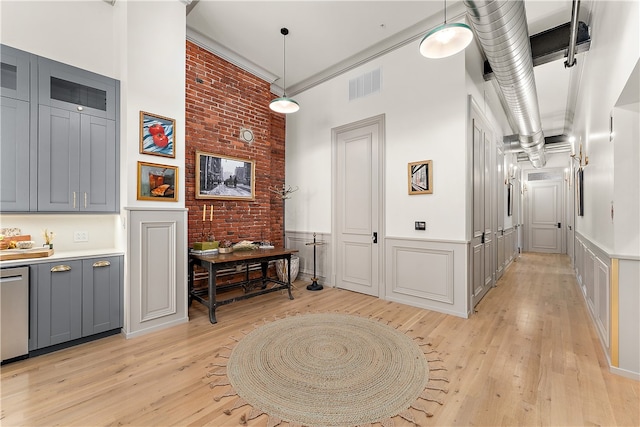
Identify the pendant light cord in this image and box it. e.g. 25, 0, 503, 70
281, 27, 288, 97
443, 0, 447, 24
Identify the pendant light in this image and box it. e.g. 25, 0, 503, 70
270, 27, 299, 114
419, 0, 473, 59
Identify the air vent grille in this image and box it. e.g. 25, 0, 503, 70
349, 68, 381, 101
527, 171, 562, 181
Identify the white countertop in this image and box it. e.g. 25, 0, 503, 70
0, 248, 124, 268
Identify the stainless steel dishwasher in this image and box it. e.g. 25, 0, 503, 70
1, 266, 29, 363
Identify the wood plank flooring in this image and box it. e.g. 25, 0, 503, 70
1, 253, 638, 426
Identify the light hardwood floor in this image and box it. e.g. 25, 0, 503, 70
1, 253, 638, 426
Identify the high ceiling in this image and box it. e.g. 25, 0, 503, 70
186, 0, 592, 140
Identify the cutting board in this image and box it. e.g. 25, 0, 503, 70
0, 247, 54, 261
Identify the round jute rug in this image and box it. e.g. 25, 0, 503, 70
223, 313, 433, 426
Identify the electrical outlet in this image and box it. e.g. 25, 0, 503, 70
74, 231, 89, 242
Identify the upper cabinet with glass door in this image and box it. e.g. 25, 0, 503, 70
37, 57, 116, 120
1, 44, 31, 101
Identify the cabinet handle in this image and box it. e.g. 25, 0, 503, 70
84, 192, 87, 209
73, 192, 76, 209
92, 260, 111, 268
51, 265, 71, 272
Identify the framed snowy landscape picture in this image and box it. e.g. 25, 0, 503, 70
196, 151, 255, 201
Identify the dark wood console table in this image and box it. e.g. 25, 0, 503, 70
188, 248, 297, 323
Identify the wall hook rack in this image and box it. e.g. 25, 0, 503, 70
268, 184, 299, 199
268, 184, 298, 247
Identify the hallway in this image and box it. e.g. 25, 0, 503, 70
1, 253, 638, 426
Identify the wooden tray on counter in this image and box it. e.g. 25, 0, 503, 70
0, 247, 54, 261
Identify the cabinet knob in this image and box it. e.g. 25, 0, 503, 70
92, 260, 111, 268
51, 265, 71, 272
77, 106, 83, 111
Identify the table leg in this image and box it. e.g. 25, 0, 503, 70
261, 261, 268, 289
286, 254, 294, 300
188, 257, 194, 306
208, 263, 218, 324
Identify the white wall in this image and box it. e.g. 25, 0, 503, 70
287, 40, 468, 241
0, 1, 121, 79
569, 1, 639, 379
122, 1, 186, 209
612, 104, 639, 257
572, 0, 639, 253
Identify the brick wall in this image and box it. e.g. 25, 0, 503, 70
185, 41, 286, 248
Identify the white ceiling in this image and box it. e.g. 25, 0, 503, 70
186, 0, 592, 139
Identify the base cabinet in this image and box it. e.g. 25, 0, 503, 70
82, 257, 122, 336
32, 255, 122, 351
36, 261, 82, 348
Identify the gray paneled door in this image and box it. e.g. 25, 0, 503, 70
471, 103, 494, 307
527, 180, 563, 253
333, 115, 384, 297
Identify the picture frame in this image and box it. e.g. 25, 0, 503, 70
137, 161, 178, 202
139, 111, 176, 158
196, 151, 255, 200
408, 160, 433, 195
577, 168, 584, 216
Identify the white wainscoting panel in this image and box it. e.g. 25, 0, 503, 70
385, 238, 468, 318
125, 208, 188, 338
617, 258, 640, 379
595, 256, 610, 348
573, 233, 617, 373
497, 233, 505, 277
390, 246, 453, 303
140, 221, 176, 322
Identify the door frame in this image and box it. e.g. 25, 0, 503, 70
331, 114, 386, 296
523, 167, 567, 254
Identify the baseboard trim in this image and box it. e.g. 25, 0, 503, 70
124, 317, 188, 339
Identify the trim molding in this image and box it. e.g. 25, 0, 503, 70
611, 258, 619, 367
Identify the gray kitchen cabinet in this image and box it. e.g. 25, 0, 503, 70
0, 44, 119, 213
38, 105, 117, 212
1, 44, 32, 101
36, 260, 83, 348
1, 45, 35, 212
32, 255, 123, 351
1, 97, 31, 211
82, 256, 122, 336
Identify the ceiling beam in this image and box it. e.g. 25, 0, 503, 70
483, 21, 591, 80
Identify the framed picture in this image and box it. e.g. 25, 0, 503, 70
137, 161, 178, 202
408, 160, 433, 195
577, 168, 584, 216
139, 111, 176, 158
196, 151, 255, 200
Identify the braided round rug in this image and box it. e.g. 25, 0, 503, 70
207, 312, 448, 426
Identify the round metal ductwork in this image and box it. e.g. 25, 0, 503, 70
464, 0, 546, 168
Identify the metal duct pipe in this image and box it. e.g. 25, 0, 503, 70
464, 0, 546, 168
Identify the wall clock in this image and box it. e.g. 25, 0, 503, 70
239, 128, 254, 143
